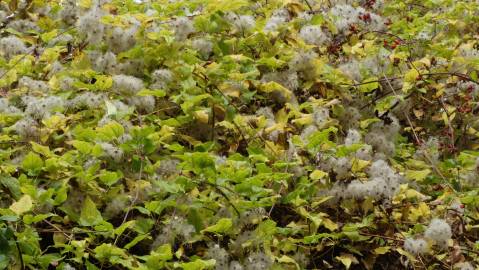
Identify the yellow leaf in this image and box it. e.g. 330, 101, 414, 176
413, 109, 424, 118
310, 170, 328, 180
311, 196, 334, 208
79, 0, 92, 8
351, 158, 370, 172
396, 247, 417, 262
277, 255, 298, 265
260, 81, 292, 100
291, 114, 313, 126
193, 110, 209, 124
351, 42, 366, 56
374, 246, 391, 255
405, 189, 430, 201
408, 202, 430, 222
10, 195, 33, 216
402, 69, 420, 92
405, 169, 431, 182
322, 217, 338, 231
218, 82, 241, 98
335, 253, 358, 270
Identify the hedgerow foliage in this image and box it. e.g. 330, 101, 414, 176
0, 0, 479, 269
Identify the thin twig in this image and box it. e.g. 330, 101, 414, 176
381, 73, 453, 191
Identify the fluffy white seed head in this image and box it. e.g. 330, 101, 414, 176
18, 76, 50, 92
404, 237, 428, 255
264, 9, 289, 33
345, 129, 361, 146
69, 92, 105, 109
14, 117, 38, 138
226, 13, 256, 32
172, 17, 195, 41
151, 68, 174, 89
289, 51, 318, 72
59, 0, 78, 24
300, 125, 318, 144
192, 38, 213, 57
261, 70, 299, 91
112, 74, 144, 96
104, 195, 129, 219
206, 244, 229, 270
313, 107, 330, 127
244, 252, 272, 270
76, 8, 105, 44
7, 19, 40, 33
127, 95, 155, 112
457, 262, 475, 270
424, 218, 452, 245
229, 261, 244, 270
299, 25, 328, 46
0, 36, 28, 59
99, 142, 124, 162
105, 22, 139, 53
24, 96, 64, 120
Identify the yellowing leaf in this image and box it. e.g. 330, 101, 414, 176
351, 158, 370, 172
31, 142, 53, 157
201, 218, 232, 234
193, 110, 209, 124
396, 247, 417, 262
218, 82, 241, 98
22, 152, 44, 174
374, 246, 391, 255
69, 140, 93, 155
79, 0, 92, 8
260, 81, 292, 99
291, 114, 313, 126
322, 217, 339, 231
206, 0, 248, 12
96, 121, 124, 140
402, 69, 420, 92
79, 197, 103, 226
405, 169, 431, 182
408, 202, 430, 222
335, 253, 358, 269
277, 255, 298, 265
359, 77, 379, 93
137, 89, 166, 97
310, 170, 328, 180
10, 195, 33, 216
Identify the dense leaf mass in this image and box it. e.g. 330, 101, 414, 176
0, 0, 479, 269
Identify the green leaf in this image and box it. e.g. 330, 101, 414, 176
174, 259, 216, 270
96, 121, 124, 141
69, 140, 94, 154
358, 77, 379, 93
98, 170, 122, 186
402, 69, 420, 92
94, 243, 133, 267
310, 170, 328, 180
22, 152, 44, 175
30, 142, 53, 157
41, 29, 58, 43
152, 244, 173, 261
9, 195, 33, 216
201, 218, 232, 234
124, 234, 150, 250
79, 197, 103, 226
405, 169, 431, 182
303, 233, 338, 244
137, 89, 166, 97
0, 176, 21, 200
